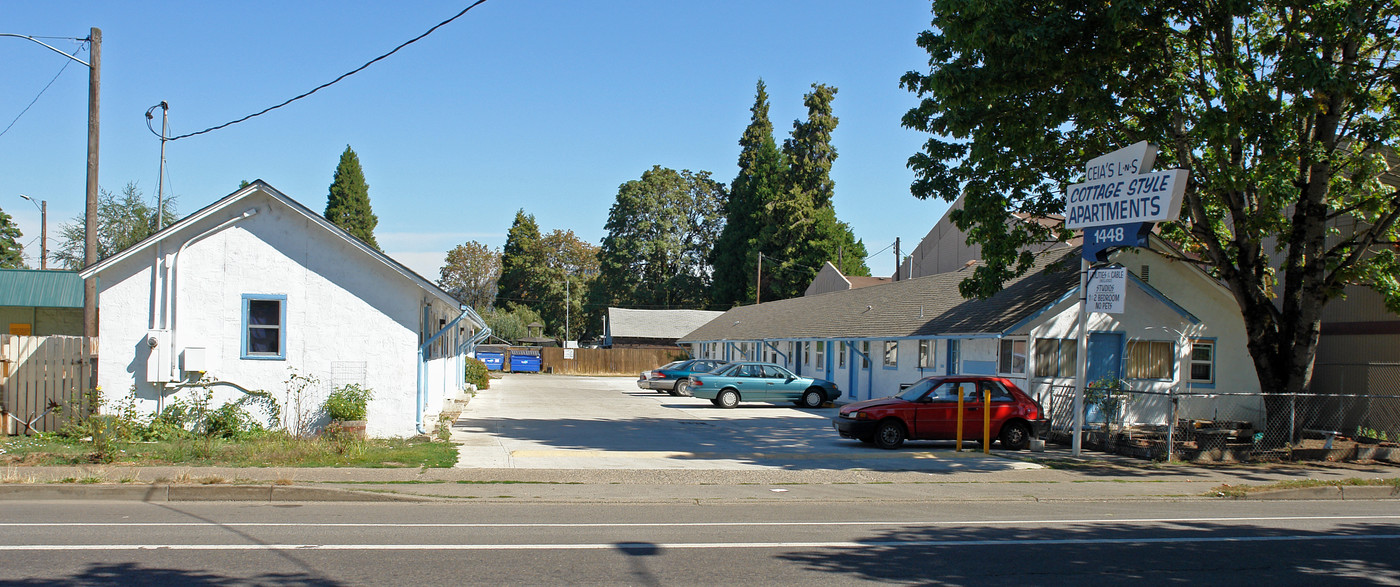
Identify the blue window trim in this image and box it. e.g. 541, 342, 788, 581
241, 294, 287, 361
1185, 337, 1218, 389
881, 340, 899, 370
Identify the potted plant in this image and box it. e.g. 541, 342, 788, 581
324, 384, 373, 439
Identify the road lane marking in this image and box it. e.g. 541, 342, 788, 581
506, 449, 966, 460
6, 534, 1400, 551
3, 515, 1399, 528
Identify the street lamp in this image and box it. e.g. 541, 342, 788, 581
18, 194, 46, 269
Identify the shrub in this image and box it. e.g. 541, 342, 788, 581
325, 384, 373, 421
465, 357, 490, 389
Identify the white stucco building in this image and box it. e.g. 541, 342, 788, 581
79, 181, 488, 437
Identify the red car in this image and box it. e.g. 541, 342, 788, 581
832, 375, 1049, 450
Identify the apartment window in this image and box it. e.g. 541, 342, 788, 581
838, 342, 846, 368
800, 342, 808, 366
241, 294, 286, 360
861, 341, 871, 369
999, 339, 1027, 375
1189, 340, 1215, 383
816, 341, 825, 369
883, 341, 898, 368
1126, 340, 1173, 379
918, 340, 932, 369
1034, 339, 1077, 378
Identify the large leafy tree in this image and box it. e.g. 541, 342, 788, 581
54, 182, 178, 269
592, 166, 726, 312
495, 210, 549, 313
901, 0, 1400, 439
712, 80, 788, 307
438, 241, 501, 310
325, 145, 379, 250
0, 209, 23, 269
537, 229, 599, 341
761, 84, 870, 300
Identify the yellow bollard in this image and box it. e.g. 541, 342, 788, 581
955, 387, 964, 452
983, 389, 991, 454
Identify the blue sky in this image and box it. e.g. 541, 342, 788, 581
2, 1, 949, 281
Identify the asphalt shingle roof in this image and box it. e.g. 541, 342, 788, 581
681, 246, 1080, 342
608, 307, 726, 340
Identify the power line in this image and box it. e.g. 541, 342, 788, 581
160, 0, 490, 142
863, 239, 896, 261
0, 41, 84, 139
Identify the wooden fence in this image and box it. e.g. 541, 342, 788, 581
540, 347, 691, 376
1, 335, 93, 434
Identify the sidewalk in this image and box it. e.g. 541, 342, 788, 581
4, 447, 1398, 502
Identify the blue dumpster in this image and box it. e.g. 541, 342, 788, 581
509, 353, 542, 373
477, 351, 504, 371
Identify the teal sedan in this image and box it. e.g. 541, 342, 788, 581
688, 362, 840, 409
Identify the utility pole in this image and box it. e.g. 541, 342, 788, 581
19, 195, 46, 269
893, 237, 901, 281
756, 252, 763, 304
153, 101, 168, 230
83, 27, 101, 399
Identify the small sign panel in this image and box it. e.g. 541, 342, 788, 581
1088, 267, 1127, 314
563, 348, 575, 360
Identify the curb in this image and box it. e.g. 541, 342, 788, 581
0, 484, 430, 502
1238, 485, 1400, 500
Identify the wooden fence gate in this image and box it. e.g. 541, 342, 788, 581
540, 347, 691, 376
1, 335, 92, 434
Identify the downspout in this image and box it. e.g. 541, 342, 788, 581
417, 306, 473, 434
167, 208, 259, 382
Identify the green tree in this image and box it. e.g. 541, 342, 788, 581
54, 182, 178, 270
480, 304, 544, 344
0, 208, 24, 269
324, 145, 379, 249
438, 241, 501, 310
761, 84, 869, 300
537, 229, 599, 341
592, 166, 726, 312
901, 0, 1400, 440
712, 79, 788, 307
495, 210, 548, 312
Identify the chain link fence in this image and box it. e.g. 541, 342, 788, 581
1037, 369, 1400, 463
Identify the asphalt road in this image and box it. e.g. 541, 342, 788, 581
453, 373, 1044, 472
1, 500, 1397, 585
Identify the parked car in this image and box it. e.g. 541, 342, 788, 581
832, 375, 1049, 450
688, 362, 840, 408
637, 359, 729, 396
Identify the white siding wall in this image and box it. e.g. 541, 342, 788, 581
95, 192, 457, 438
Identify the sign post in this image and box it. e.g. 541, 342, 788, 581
1063, 141, 1186, 456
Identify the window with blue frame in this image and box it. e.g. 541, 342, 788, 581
1188, 340, 1215, 383
242, 294, 286, 360
883, 341, 898, 368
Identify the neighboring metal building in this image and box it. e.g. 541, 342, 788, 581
603, 307, 724, 349
0, 269, 84, 336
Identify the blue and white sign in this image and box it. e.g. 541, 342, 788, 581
1064, 141, 1187, 230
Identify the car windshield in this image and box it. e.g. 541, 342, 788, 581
659, 361, 685, 370
896, 378, 940, 401
715, 364, 742, 376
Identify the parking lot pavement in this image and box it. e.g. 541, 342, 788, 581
451, 373, 1044, 472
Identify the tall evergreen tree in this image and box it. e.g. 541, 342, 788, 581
761, 84, 870, 299
495, 209, 548, 313
0, 208, 24, 269
324, 145, 379, 250
712, 80, 787, 307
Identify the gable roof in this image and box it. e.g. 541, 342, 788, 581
608, 307, 725, 340
681, 245, 1082, 342
0, 269, 83, 308
78, 180, 459, 308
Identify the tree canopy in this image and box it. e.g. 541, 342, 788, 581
495, 210, 548, 312
901, 0, 1400, 422
325, 145, 379, 250
0, 208, 24, 269
592, 166, 726, 312
438, 240, 501, 310
712, 80, 787, 307
54, 182, 177, 270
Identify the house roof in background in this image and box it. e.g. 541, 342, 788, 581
608, 307, 725, 340
848, 276, 892, 289
680, 245, 1081, 342
0, 269, 84, 308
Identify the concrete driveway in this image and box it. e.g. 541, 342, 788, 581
452, 373, 1042, 472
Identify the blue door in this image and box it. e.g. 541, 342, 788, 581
945, 340, 960, 375
1086, 332, 1123, 423
824, 342, 833, 382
